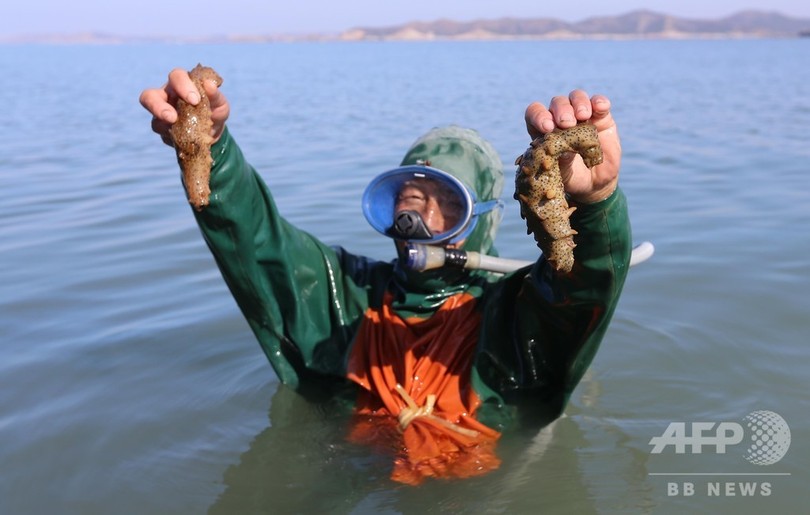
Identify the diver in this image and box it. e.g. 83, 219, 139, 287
139, 69, 631, 485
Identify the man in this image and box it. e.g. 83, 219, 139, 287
139, 69, 630, 484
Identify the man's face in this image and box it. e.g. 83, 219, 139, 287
394, 178, 465, 237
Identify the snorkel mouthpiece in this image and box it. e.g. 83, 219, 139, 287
405, 243, 467, 271
388, 210, 434, 240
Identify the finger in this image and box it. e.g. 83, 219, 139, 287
589, 94, 613, 127
151, 116, 172, 138
524, 102, 554, 139
203, 79, 222, 105
205, 82, 229, 119
167, 68, 200, 105
160, 133, 175, 147
569, 89, 592, 121
151, 116, 176, 147
200, 80, 230, 141
549, 95, 577, 128
139, 87, 177, 124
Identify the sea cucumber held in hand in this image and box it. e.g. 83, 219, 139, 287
170, 64, 223, 211
514, 124, 603, 273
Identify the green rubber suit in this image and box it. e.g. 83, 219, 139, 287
191, 124, 631, 430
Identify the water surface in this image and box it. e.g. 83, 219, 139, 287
1, 39, 808, 513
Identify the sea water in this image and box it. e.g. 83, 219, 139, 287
0, 39, 808, 514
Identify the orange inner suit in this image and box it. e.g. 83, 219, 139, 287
346, 291, 501, 485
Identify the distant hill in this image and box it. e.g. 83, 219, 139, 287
3, 10, 810, 44
340, 10, 810, 41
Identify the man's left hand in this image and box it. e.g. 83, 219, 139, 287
524, 90, 621, 204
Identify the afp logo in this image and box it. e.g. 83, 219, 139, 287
649, 410, 791, 465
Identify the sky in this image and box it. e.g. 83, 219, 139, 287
5, 0, 810, 38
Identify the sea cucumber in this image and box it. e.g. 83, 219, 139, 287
170, 64, 223, 211
514, 123, 603, 273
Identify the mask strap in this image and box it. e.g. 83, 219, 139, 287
473, 199, 503, 215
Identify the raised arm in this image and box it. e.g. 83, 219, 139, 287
138, 69, 372, 388
473, 90, 632, 423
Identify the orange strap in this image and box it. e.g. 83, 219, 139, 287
346, 291, 501, 485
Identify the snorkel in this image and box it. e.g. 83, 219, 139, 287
404, 241, 656, 273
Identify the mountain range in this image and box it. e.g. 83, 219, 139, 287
4, 10, 810, 44
340, 10, 810, 41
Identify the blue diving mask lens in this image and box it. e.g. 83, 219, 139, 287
362, 165, 502, 245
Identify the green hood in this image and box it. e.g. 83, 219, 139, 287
391, 126, 505, 310
399, 126, 504, 255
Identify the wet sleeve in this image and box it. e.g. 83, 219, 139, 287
473, 188, 632, 423
188, 127, 371, 387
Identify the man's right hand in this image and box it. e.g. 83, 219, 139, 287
139, 67, 230, 147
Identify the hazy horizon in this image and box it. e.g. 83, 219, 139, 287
5, 1, 810, 38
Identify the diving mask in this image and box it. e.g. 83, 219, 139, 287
362, 165, 502, 245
